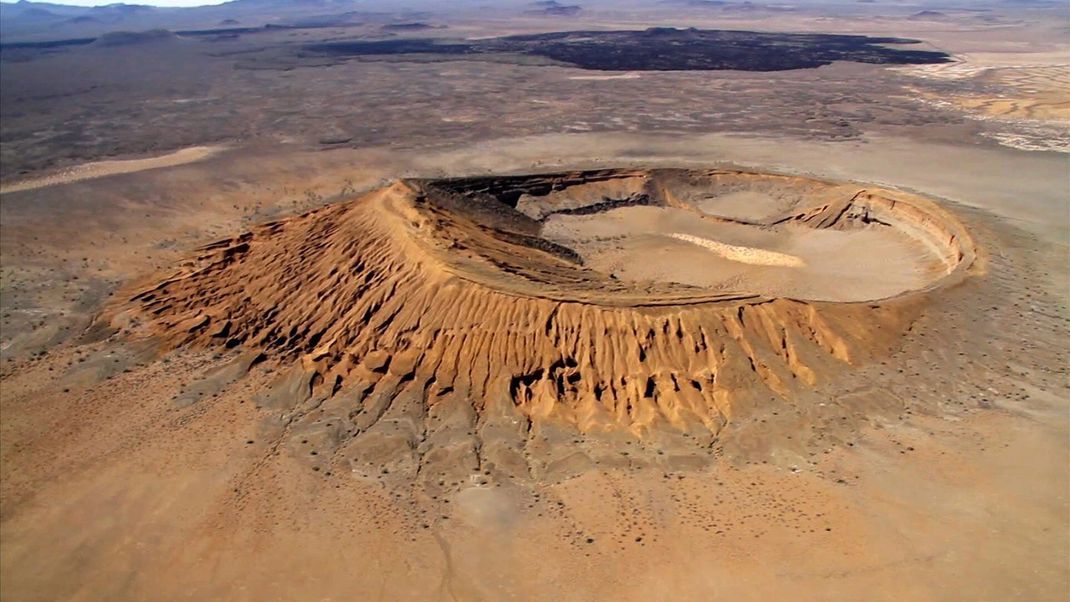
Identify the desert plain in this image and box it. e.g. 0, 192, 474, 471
0, 0, 1068, 600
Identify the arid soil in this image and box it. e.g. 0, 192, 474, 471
1, 2, 1068, 600
1, 131, 1066, 601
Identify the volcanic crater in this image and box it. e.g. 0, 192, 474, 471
104, 168, 976, 484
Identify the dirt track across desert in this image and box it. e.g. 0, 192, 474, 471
0, 146, 224, 194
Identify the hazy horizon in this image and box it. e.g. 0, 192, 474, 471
1, 0, 231, 7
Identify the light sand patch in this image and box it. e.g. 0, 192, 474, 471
0, 146, 224, 194
953, 64, 1070, 122
956, 96, 1070, 121
900, 58, 1070, 151
567, 72, 641, 81
669, 232, 806, 267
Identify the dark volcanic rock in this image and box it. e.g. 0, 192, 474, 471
381, 22, 437, 31
91, 28, 179, 47
302, 27, 951, 72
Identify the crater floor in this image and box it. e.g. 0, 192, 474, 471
418, 168, 972, 304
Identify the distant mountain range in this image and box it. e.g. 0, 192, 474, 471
0, 0, 502, 42
2, 0, 1049, 44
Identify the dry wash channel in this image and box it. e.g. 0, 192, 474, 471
103, 168, 976, 484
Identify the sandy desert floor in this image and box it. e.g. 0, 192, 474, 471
1, 2, 1069, 598
0, 129, 1067, 601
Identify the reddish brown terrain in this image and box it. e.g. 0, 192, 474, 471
1, 1, 1067, 600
